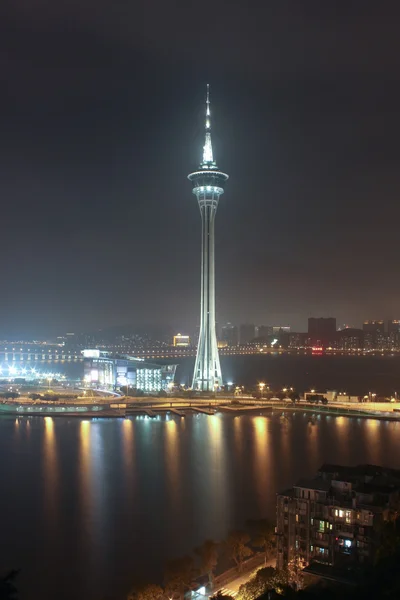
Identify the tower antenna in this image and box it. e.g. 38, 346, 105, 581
203, 84, 214, 164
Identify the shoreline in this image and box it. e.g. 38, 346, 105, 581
2, 398, 400, 422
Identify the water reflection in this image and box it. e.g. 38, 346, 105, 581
122, 418, 135, 474
79, 420, 92, 514
305, 415, 319, 462
233, 416, 244, 470
279, 415, 291, 462
164, 418, 181, 511
43, 417, 58, 519
252, 416, 273, 511
363, 419, 382, 463
207, 415, 230, 528
332, 416, 350, 460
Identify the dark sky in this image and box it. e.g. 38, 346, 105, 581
2, 1, 400, 337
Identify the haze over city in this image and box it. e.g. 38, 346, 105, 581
2, 2, 400, 338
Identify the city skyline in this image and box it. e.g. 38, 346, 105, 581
2, 4, 400, 337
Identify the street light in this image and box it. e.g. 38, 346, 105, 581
259, 382, 265, 398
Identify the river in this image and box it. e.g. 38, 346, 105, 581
1, 411, 399, 600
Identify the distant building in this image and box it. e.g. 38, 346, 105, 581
255, 325, 271, 339
221, 323, 238, 346
173, 333, 190, 347
272, 326, 291, 334
65, 332, 76, 348
363, 320, 385, 349
82, 349, 176, 393
289, 332, 307, 348
388, 320, 400, 349
335, 328, 364, 350
388, 319, 400, 334
308, 318, 336, 347
239, 323, 255, 345
276, 463, 400, 572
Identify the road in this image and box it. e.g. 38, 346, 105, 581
212, 555, 276, 598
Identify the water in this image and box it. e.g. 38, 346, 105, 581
1, 412, 400, 600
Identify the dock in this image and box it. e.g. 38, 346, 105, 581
168, 407, 185, 417
218, 404, 273, 413
190, 406, 216, 415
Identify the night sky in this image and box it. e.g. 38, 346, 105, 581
2, 1, 400, 337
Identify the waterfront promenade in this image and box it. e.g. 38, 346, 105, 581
3, 394, 400, 421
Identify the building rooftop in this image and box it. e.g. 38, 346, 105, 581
279, 465, 400, 505
294, 478, 332, 492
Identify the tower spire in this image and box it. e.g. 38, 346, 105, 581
202, 84, 214, 165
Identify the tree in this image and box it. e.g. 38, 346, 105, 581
236, 567, 287, 600
164, 556, 197, 600
0, 569, 19, 600
225, 531, 253, 572
247, 519, 275, 564
127, 583, 164, 600
195, 539, 219, 587
287, 556, 307, 590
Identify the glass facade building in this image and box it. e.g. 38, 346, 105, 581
82, 349, 176, 393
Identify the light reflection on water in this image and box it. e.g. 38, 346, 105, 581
252, 416, 273, 512
2, 412, 400, 600
164, 418, 181, 511
43, 417, 58, 520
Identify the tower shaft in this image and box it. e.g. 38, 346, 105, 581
192, 195, 222, 391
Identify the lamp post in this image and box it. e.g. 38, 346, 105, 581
259, 382, 265, 399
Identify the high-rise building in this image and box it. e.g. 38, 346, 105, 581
189, 86, 228, 391
221, 323, 238, 347
239, 323, 256, 345
363, 320, 385, 350
276, 464, 400, 572
308, 318, 336, 347
363, 320, 384, 333
335, 328, 364, 350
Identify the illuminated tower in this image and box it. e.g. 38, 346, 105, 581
189, 85, 229, 391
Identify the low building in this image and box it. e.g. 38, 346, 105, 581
276, 463, 400, 572
173, 333, 190, 347
82, 349, 176, 393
